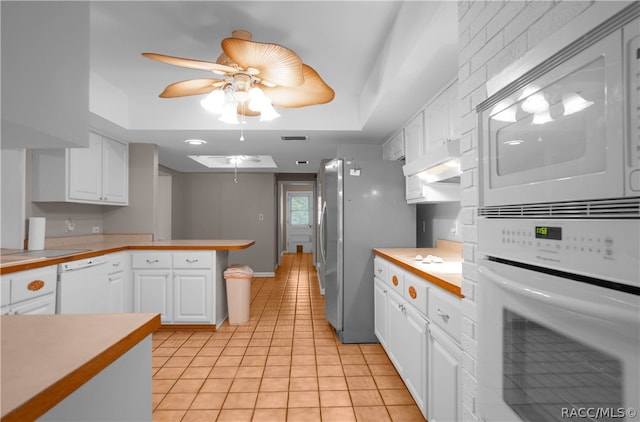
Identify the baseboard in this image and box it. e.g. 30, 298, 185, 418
253, 271, 275, 277
157, 324, 216, 331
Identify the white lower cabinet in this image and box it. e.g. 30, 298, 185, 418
428, 323, 462, 422
134, 270, 172, 322
374, 256, 462, 421
1, 265, 57, 315
107, 252, 130, 313
173, 270, 212, 323
131, 251, 216, 324
373, 277, 388, 348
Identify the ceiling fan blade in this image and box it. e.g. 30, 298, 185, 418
142, 52, 237, 74
159, 79, 224, 98
221, 38, 304, 87
261, 64, 334, 108
237, 104, 260, 117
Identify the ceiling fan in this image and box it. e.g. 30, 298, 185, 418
142, 29, 335, 121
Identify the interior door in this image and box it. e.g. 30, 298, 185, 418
286, 191, 314, 252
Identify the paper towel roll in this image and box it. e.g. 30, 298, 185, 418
28, 217, 46, 250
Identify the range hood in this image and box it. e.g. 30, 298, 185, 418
402, 138, 462, 183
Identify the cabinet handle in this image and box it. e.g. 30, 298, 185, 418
28, 280, 45, 291
376, 268, 383, 274
112, 262, 120, 268
408, 286, 417, 299
146, 259, 159, 264
437, 308, 450, 322
186, 259, 199, 263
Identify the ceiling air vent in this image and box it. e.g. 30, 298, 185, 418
281, 136, 309, 141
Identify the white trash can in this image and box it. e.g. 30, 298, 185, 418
224, 264, 253, 324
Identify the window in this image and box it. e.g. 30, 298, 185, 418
289, 194, 311, 226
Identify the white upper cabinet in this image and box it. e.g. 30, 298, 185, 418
403, 112, 425, 164
382, 130, 405, 161
422, 79, 460, 153
32, 132, 129, 206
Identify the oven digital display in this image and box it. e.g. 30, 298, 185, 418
535, 226, 562, 240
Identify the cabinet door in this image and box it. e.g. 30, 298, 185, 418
108, 272, 125, 313
173, 270, 212, 323
374, 277, 388, 347
386, 290, 407, 373
68, 132, 102, 201
133, 270, 171, 322
101, 137, 128, 204
424, 93, 449, 149
403, 306, 428, 415
383, 131, 405, 161
428, 324, 462, 422
405, 175, 424, 202
11, 293, 56, 315
404, 113, 424, 163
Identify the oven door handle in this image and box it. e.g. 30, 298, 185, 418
480, 264, 638, 324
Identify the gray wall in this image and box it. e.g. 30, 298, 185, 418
416, 202, 461, 247
171, 172, 277, 274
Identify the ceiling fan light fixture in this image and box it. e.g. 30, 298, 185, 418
219, 101, 240, 124
259, 101, 280, 122
200, 89, 225, 113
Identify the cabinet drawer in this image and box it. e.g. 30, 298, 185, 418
386, 263, 405, 295
10, 266, 57, 303
131, 252, 171, 269
173, 252, 212, 269
107, 252, 127, 274
374, 256, 388, 281
403, 273, 428, 316
428, 287, 462, 344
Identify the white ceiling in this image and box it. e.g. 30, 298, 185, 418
88, 1, 459, 173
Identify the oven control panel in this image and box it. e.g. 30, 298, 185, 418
478, 218, 639, 287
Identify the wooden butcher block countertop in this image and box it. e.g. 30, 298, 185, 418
0, 312, 161, 422
1, 235, 255, 274
374, 240, 464, 297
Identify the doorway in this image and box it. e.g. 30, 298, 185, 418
277, 180, 316, 265
285, 191, 313, 253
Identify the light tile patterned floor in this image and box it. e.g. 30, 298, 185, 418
151, 253, 425, 421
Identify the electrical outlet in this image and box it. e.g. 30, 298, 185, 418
92, 226, 100, 233
65, 219, 75, 232
258, 213, 264, 221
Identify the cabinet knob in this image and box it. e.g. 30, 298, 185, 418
392, 275, 399, 286
408, 286, 417, 299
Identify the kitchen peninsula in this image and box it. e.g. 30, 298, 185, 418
1, 312, 161, 421
1, 236, 255, 327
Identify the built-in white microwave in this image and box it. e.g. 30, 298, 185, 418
479, 16, 639, 207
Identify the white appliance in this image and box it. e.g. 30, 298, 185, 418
477, 251, 639, 422
57, 255, 110, 313
478, 14, 639, 207
477, 8, 640, 421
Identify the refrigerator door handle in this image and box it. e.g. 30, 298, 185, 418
319, 201, 327, 264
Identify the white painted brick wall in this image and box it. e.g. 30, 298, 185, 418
456, 1, 601, 420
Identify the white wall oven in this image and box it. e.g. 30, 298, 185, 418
477, 219, 639, 422
479, 13, 639, 207
477, 6, 640, 422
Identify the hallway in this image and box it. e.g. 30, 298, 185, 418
151, 253, 425, 421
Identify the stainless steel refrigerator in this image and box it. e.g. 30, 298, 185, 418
320, 158, 415, 343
